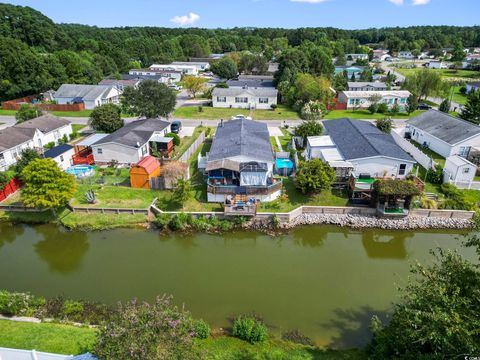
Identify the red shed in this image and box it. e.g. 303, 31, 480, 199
130, 156, 161, 189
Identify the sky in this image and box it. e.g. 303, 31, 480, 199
3, 0, 479, 29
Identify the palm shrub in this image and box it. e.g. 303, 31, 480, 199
232, 315, 268, 344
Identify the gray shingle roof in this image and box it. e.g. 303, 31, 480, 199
15, 114, 70, 134
55, 84, 114, 101
92, 118, 170, 148
0, 115, 70, 152
208, 119, 274, 163
226, 79, 275, 88
212, 87, 277, 97
347, 82, 387, 89
324, 118, 414, 162
407, 110, 480, 145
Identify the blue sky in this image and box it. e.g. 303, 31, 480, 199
4, 0, 479, 29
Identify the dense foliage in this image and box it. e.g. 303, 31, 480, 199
122, 80, 176, 118
369, 238, 480, 359
15, 104, 40, 123
295, 159, 336, 194
1, 3, 480, 101
94, 295, 200, 360
89, 103, 124, 133
21, 158, 76, 209
461, 90, 480, 124
232, 315, 268, 344
294, 119, 323, 141
375, 118, 392, 133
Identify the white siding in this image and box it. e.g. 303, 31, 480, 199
212, 95, 277, 110
351, 157, 414, 179
92, 143, 145, 164
49, 148, 75, 170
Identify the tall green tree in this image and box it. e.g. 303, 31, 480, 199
403, 69, 446, 100
460, 90, 480, 124
438, 98, 451, 113
89, 103, 124, 133
369, 238, 480, 359
122, 80, 176, 119
451, 40, 466, 62
14, 148, 40, 179
21, 158, 76, 210
210, 58, 238, 80
406, 93, 419, 114
182, 75, 208, 99
294, 120, 323, 142
295, 159, 335, 194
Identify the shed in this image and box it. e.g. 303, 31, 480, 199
130, 156, 161, 189
443, 155, 477, 185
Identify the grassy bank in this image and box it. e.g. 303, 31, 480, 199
0, 320, 96, 355
0, 319, 366, 359
395, 68, 480, 80
324, 109, 424, 120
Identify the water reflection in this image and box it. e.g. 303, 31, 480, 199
0, 223, 25, 248
361, 230, 414, 260
33, 226, 89, 273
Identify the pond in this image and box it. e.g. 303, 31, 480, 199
0, 223, 474, 348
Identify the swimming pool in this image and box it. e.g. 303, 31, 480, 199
275, 158, 294, 169
65, 165, 95, 177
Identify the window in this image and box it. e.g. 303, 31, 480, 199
97, 148, 103, 154
459, 146, 470, 157
217, 96, 226, 103
463, 168, 471, 174
398, 164, 407, 176
235, 97, 248, 103
259, 97, 269, 104
141, 145, 148, 156
60, 155, 64, 162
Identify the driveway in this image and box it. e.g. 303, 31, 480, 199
268, 126, 284, 137
178, 126, 195, 138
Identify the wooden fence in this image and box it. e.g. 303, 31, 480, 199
0, 178, 22, 202
2, 96, 85, 112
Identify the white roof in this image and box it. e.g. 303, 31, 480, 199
447, 155, 476, 167
75, 133, 109, 147
307, 136, 335, 147
321, 147, 345, 162
341, 90, 411, 98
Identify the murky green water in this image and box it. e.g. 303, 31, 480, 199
0, 223, 474, 348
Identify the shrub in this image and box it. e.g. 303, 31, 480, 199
389, 103, 400, 115
168, 213, 191, 231
270, 104, 278, 110
44, 142, 55, 150
377, 103, 388, 114
271, 214, 281, 229
375, 118, 392, 133
0, 290, 45, 317
368, 103, 378, 114
439, 183, 476, 210
232, 315, 268, 344
282, 329, 315, 346
194, 319, 211, 339
62, 300, 85, 322
420, 195, 438, 209
198, 105, 204, 112
0, 171, 13, 188
295, 159, 336, 194
426, 167, 443, 185
300, 101, 326, 120
154, 213, 172, 230
166, 132, 181, 146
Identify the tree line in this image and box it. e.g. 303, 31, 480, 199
1, 3, 480, 101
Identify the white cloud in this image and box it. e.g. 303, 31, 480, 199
388, 0, 404, 5
412, 0, 431, 5
290, 0, 330, 3
170, 12, 200, 26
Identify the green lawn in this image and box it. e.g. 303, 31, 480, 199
172, 126, 205, 160
50, 110, 93, 117
324, 109, 424, 120
0, 109, 17, 116
72, 124, 87, 133
450, 86, 468, 105
258, 178, 349, 212
395, 67, 480, 80
0, 320, 96, 355
409, 140, 446, 167
59, 210, 148, 230
173, 105, 300, 120
197, 337, 367, 360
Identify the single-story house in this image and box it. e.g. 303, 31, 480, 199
307, 118, 415, 179
346, 53, 369, 61
44, 143, 75, 170
398, 51, 415, 59
347, 82, 387, 91
212, 87, 278, 110
91, 118, 171, 165
443, 155, 477, 185
204, 118, 281, 203
149, 64, 198, 76
335, 66, 366, 79
130, 155, 161, 189
128, 69, 182, 83
172, 61, 210, 71
466, 82, 480, 93
98, 79, 141, 91
54, 84, 121, 110
337, 90, 411, 110
425, 60, 446, 69
0, 115, 72, 171
406, 110, 480, 158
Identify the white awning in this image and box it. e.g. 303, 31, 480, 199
75, 133, 108, 147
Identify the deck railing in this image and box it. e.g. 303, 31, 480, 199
208, 181, 282, 195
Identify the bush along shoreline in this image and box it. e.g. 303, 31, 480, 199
0, 289, 360, 359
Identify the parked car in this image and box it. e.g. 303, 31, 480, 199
171, 121, 182, 134
231, 114, 252, 120
168, 84, 182, 91
417, 103, 432, 110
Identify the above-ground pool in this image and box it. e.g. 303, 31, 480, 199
65, 165, 95, 177
275, 158, 294, 176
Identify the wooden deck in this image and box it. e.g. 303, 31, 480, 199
224, 204, 257, 217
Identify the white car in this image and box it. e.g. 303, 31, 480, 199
231, 114, 252, 121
